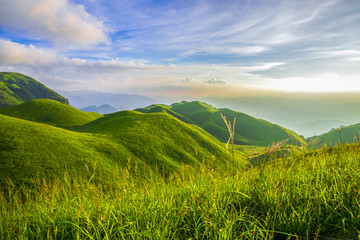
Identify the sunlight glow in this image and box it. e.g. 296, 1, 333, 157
267, 73, 360, 92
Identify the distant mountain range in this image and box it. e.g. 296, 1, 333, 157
296, 120, 349, 137
60, 90, 155, 110
80, 104, 117, 114
0, 72, 68, 107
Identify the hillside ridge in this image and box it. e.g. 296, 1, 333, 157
137, 100, 306, 146
0, 72, 68, 107
0, 98, 102, 127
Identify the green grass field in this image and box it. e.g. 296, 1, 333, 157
1, 143, 359, 239
1, 73, 359, 239
0, 107, 245, 190
1, 106, 360, 239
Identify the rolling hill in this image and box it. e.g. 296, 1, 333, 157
308, 123, 360, 148
137, 101, 305, 146
0, 113, 134, 188
0, 72, 68, 108
71, 111, 240, 170
135, 103, 196, 124
0, 99, 102, 127
0, 110, 243, 188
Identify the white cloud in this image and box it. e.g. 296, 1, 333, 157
181, 45, 269, 57
179, 77, 197, 83
328, 49, 360, 57
205, 78, 228, 85
308, 48, 360, 62
0, 0, 109, 48
0, 39, 157, 71
0, 39, 60, 65
176, 77, 227, 85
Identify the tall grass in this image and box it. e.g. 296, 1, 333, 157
1, 144, 360, 239
221, 113, 236, 177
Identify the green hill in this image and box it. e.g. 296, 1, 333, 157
0, 110, 242, 188
71, 111, 239, 171
135, 104, 195, 124
0, 72, 68, 108
308, 123, 360, 148
0, 113, 134, 188
138, 101, 305, 146
0, 99, 102, 127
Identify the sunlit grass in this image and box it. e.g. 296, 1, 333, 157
1, 144, 360, 239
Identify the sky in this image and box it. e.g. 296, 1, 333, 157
1, 0, 360, 97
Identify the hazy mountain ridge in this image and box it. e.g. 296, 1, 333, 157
80, 104, 118, 114
201, 96, 360, 137
308, 122, 360, 148
296, 120, 349, 137
61, 90, 156, 110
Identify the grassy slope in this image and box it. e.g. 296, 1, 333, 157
309, 123, 360, 148
169, 101, 305, 146
135, 104, 196, 124
0, 113, 136, 188
0, 99, 102, 127
0, 110, 243, 188
72, 111, 241, 171
1, 143, 360, 239
0, 72, 68, 108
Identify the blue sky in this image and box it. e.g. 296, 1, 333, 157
0, 0, 360, 97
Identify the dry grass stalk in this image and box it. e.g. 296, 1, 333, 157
355, 132, 360, 144
267, 139, 289, 160
220, 113, 236, 176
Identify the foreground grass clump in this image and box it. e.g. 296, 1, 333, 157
1, 145, 360, 239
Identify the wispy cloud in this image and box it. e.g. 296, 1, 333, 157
0, 38, 284, 94
1, 0, 360, 96
0, 39, 156, 70
106, 0, 344, 59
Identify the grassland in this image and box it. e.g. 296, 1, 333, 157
0, 108, 244, 190
0, 72, 68, 108
1, 143, 359, 239
0, 76, 359, 239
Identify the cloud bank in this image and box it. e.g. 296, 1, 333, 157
0, 0, 109, 48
